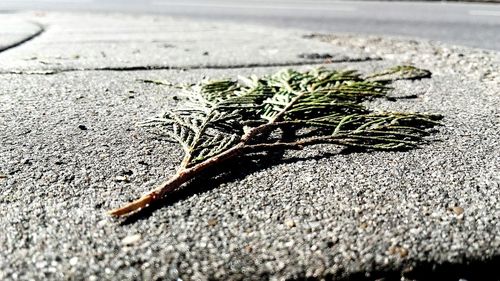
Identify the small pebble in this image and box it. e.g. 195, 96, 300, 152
78, 125, 87, 130
115, 175, 129, 182
388, 246, 409, 258
69, 257, 78, 266
398, 248, 409, 258
122, 234, 141, 245
207, 218, 218, 226
451, 206, 464, 216
284, 219, 296, 228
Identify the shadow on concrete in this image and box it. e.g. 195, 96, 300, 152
120, 147, 300, 225
119, 126, 437, 225
112, 120, 499, 281
288, 255, 500, 281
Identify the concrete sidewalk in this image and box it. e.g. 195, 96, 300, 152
0, 11, 499, 281
0, 12, 374, 74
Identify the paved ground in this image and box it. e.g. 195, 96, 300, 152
0, 12, 499, 281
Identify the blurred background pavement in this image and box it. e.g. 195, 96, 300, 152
0, 0, 499, 50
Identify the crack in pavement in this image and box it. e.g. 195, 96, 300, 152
0, 56, 381, 75
0, 21, 46, 54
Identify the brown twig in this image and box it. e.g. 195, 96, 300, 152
108, 121, 278, 217
108, 143, 243, 216
110, 87, 312, 217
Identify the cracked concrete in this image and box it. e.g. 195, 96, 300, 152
0, 58, 381, 76
0, 15, 44, 53
0, 12, 374, 74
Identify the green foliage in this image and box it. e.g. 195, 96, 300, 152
365, 65, 432, 82
141, 66, 441, 168
108, 66, 443, 217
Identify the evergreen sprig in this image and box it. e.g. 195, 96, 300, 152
109, 66, 441, 217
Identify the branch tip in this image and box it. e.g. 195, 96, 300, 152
108, 193, 155, 217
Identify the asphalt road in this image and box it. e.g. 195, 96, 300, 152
0, 0, 500, 50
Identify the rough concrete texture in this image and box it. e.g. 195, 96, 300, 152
0, 12, 499, 281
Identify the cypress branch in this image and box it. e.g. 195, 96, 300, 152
109, 66, 442, 217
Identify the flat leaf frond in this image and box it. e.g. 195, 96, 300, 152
142, 66, 439, 166
328, 112, 440, 149
199, 80, 241, 103
191, 134, 240, 164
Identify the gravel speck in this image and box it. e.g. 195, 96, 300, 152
122, 234, 141, 245
285, 219, 296, 228
69, 257, 79, 266
207, 218, 218, 226
114, 175, 129, 182
451, 206, 465, 216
